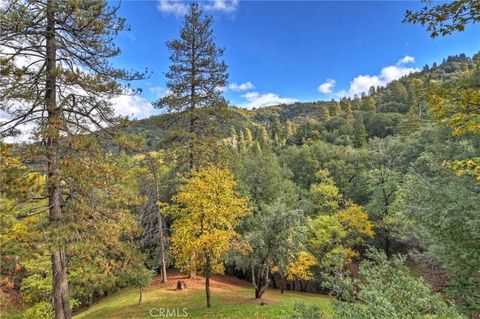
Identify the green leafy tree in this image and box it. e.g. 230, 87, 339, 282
404, 0, 480, 37
233, 202, 306, 299
398, 153, 480, 316
234, 150, 298, 209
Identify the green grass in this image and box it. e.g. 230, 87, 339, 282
74, 275, 331, 319
0, 295, 23, 319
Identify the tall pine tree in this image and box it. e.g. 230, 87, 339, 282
154, 3, 228, 171
353, 116, 367, 148
0, 1, 145, 318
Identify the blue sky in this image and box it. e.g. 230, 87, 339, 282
110, 0, 480, 118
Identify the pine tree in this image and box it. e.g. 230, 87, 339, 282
137, 152, 170, 283
321, 105, 331, 121
238, 130, 246, 152
244, 128, 254, 147
341, 98, 354, 120
399, 110, 421, 136
362, 96, 376, 111
253, 141, 262, 155
154, 3, 228, 171
272, 117, 282, 139
330, 100, 342, 116
0, 1, 144, 318
258, 126, 270, 147
353, 116, 367, 148
284, 120, 295, 138
229, 127, 238, 150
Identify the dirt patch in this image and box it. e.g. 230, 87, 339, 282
147, 270, 276, 305
0, 285, 22, 304
148, 270, 251, 291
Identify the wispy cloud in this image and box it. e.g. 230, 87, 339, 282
397, 55, 415, 65
318, 79, 336, 93
157, 0, 239, 17
156, 0, 189, 16
324, 56, 420, 98
228, 82, 255, 92
240, 91, 298, 109
203, 0, 239, 13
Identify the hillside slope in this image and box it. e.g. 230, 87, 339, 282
74, 271, 331, 319
121, 52, 478, 149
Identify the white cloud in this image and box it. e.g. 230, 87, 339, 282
203, 0, 239, 13
380, 65, 417, 83
1, 95, 154, 144
111, 95, 154, 119
157, 0, 189, 16
397, 55, 415, 65
240, 92, 298, 109
228, 82, 255, 92
335, 57, 420, 97
0, 108, 38, 144
346, 75, 383, 96
157, 0, 238, 16
318, 79, 336, 93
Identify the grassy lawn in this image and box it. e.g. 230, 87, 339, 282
74, 272, 332, 319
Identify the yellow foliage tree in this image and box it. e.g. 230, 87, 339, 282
0, 143, 45, 285
309, 204, 374, 269
168, 166, 250, 308
310, 170, 343, 214
285, 251, 318, 292
427, 74, 480, 181
308, 170, 374, 270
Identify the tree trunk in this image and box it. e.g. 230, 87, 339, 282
205, 256, 211, 308
188, 27, 197, 172
302, 281, 309, 292
87, 294, 92, 308
138, 287, 143, 305
46, 1, 71, 318
189, 253, 196, 280
152, 168, 167, 283
187, 22, 198, 281
255, 287, 260, 299
280, 277, 285, 294
382, 179, 392, 258
385, 232, 391, 258
254, 265, 270, 299
159, 225, 167, 283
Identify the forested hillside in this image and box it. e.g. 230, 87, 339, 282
127, 52, 478, 150
1, 1, 479, 319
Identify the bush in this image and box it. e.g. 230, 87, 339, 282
323, 248, 465, 319
287, 302, 325, 319
22, 302, 53, 319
